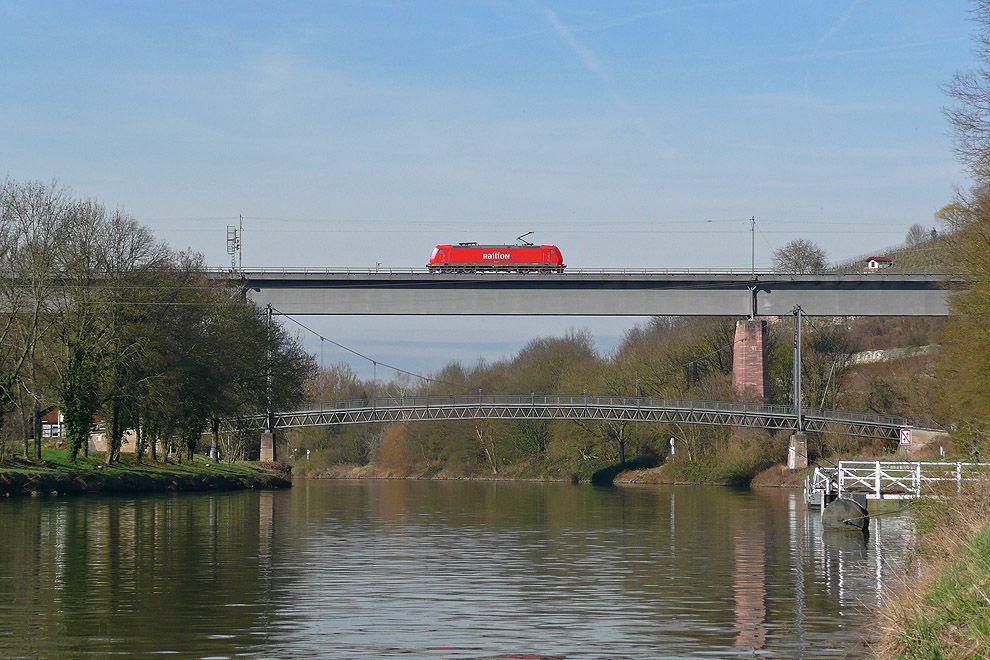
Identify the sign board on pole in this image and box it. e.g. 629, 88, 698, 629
899, 428, 912, 446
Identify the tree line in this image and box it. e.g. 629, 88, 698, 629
0, 179, 313, 463
293, 312, 943, 482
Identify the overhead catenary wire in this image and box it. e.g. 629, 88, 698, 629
151, 214, 937, 229
270, 305, 470, 391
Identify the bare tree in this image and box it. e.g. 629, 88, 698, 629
905, 223, 930, 247
771, 239, 827, 274
946, 1, 990, 182
0, 180, 71, 458
935, 201, 972, 232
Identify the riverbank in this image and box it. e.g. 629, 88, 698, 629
877, 479, 990, 658
301, 462, 572, 482
299, 459, 807, 487
0, 450, 291, 496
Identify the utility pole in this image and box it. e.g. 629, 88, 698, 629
751, 216, 756, 278
792, 306, 803, 432
260, 303, 276, 462
266, 304, 273, 433
747, 216, 758, 319
226, 215, 243, 272
239, 214, 243, 271
787, 305, 808, 470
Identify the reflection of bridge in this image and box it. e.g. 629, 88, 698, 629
230, 394, 936, 440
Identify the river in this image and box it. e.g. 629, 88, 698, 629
0, 480, 916, 658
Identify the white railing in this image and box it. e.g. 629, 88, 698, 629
808, 460, 987, 502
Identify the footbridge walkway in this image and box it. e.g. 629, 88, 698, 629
228, 394, 938, 441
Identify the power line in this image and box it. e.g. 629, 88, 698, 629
270, 306, 470, 391
756, 223, 778, 257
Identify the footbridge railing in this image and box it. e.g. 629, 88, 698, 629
224, 394, 935, 439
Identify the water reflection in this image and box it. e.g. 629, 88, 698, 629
0, 481, 916, 658
732, 513, 766, 650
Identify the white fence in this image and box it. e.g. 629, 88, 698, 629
807, 460, 987, 503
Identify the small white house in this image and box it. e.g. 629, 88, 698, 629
864, 256, 893, 271
40, 407, 63, 438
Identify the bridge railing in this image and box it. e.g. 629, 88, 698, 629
205, 266, 948, 277
294, 394, 913, 427
300, 394, 790, 413
206, 266, 779, 275
806, 407, 913, 428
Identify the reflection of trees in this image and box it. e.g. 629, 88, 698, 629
0, 483, 922, 656
0, 493, 275, 656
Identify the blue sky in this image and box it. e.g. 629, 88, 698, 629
0, 0, 976, 379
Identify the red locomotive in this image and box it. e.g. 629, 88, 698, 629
427, 242, 565, 273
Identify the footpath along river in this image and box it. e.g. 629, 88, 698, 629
0, 480, 916, 658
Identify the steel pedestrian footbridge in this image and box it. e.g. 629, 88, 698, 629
227, 394, 938, 440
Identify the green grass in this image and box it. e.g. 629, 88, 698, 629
894, 524, 990, 658
0, 449, 289, 496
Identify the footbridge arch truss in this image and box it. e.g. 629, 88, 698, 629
227, 394, 936, 440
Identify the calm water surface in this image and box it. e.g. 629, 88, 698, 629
0, 480, 916, 658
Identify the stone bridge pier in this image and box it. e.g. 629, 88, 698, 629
731, 319, 769, 402
731, 317, 807, 470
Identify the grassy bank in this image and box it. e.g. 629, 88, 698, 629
878, 480, 990, 658
0, 449, 291, 496
298, 453, 802, 487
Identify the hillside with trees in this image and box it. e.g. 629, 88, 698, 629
292, 311, 946, 484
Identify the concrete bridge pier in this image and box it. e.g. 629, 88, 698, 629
260, 430, 276, 463
788, 432, 808, 470
732, 319, 769, 401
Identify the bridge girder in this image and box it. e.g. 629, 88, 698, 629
226, 270, 957, 317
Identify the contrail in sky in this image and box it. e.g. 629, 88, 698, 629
541, 6, 612, 82
814, 0, 866, 54
540, 6, 651, 136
